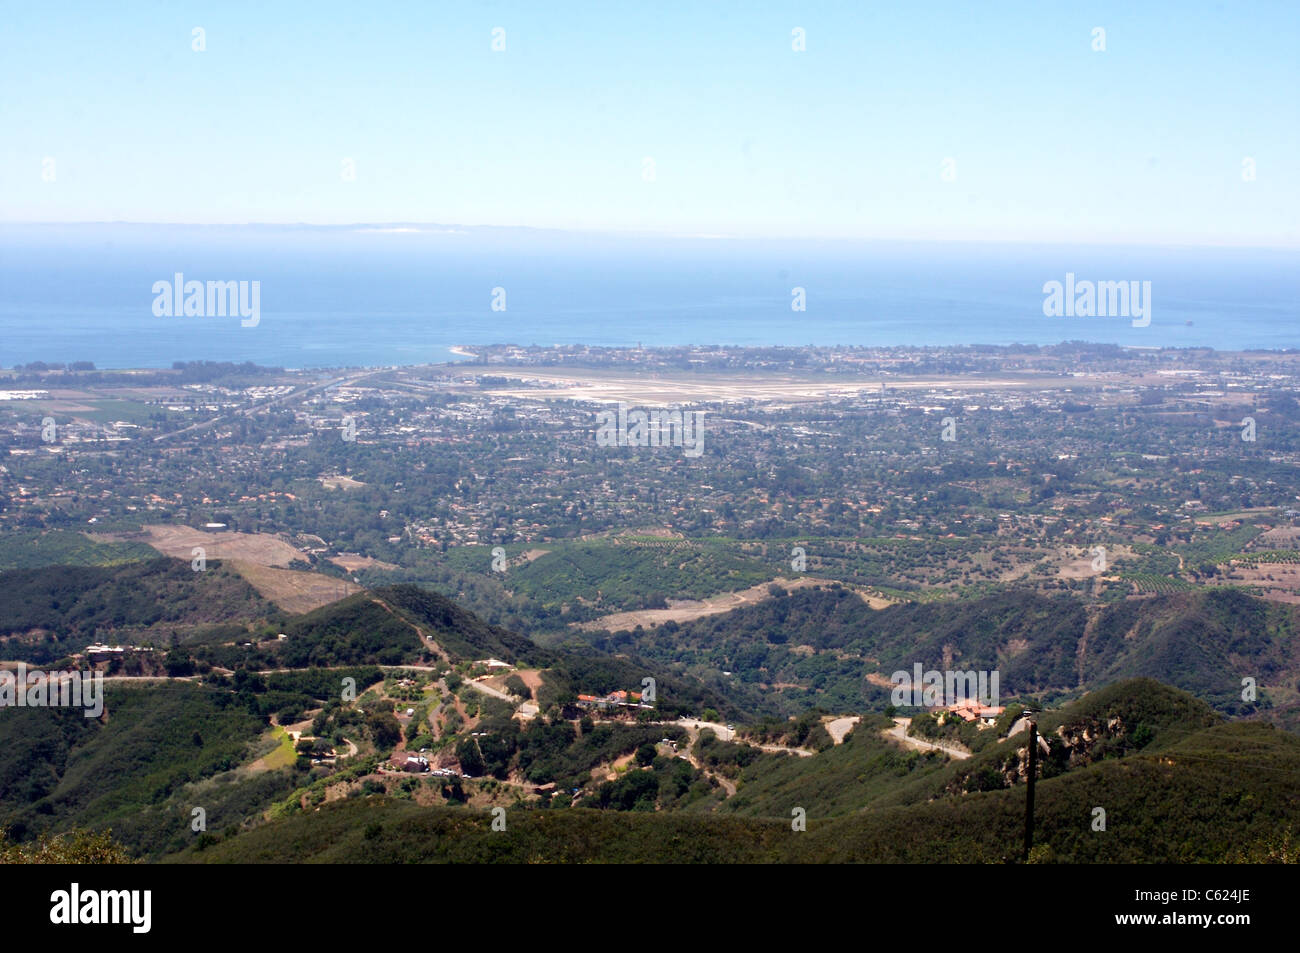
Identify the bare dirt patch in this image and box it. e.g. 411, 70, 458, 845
108, 523, 358, 612
594, 753, 637, 782
231, 561, 361, 613
330, 553, 399, 572
514, 669, 544, 694
1056, 545, 1132, 580
319, 475, 366, 490
133, 524, 304, 567
574, 576, 888, 632
1223, 562, 1300, 605
1256, 526, 1300, 547
1003, 638, 1030, 658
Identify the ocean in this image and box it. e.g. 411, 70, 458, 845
1, 224, 1296, 369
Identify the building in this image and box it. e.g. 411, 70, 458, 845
944, 699, 1005, 727
84, 643, 153, 663
576, 689, 652, 712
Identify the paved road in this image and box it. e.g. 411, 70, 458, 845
248, 664, 442, 675
671, 718, 736, 742
669, 718, 814, 756
1005, 716, 1032, 738
825, 716, 861, 745
661, 721, 739, 796
882, 717, 972, 760
463, 678, 514, 703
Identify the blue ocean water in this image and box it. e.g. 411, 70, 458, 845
0, 224, 1296, 368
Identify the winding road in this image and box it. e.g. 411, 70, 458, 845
882, 717, 972, 760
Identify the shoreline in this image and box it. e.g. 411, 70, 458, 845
5, 341, 1300, 377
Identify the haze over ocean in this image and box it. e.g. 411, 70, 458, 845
1, 224, 1295, 369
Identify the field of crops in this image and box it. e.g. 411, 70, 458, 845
1226, 550, 1300, 567
1121, 572, 1196, 594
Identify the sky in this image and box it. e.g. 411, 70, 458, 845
2, 1, 1298, 247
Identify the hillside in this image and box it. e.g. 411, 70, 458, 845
0, 682, 280, 855
372, 584, 539, 663
3, 551, 1295, 867
0, 529, 156, 571
487, 538, 776, 621
800, 719, 1300, 864
1085, 588, 1300, 715
179, 681, 1300, 864
0, 671, 385, 859
0, 558, 276, 663
580, 584, 1299, 722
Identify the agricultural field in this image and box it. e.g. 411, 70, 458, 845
0, 529, 155, 571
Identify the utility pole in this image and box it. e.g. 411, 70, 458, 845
1023, 718, 1037, 862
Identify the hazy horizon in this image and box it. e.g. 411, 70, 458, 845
5, 2, 1297, 246
2, 222, 1295, 368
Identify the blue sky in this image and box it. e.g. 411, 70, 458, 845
2, 1, 1297, 246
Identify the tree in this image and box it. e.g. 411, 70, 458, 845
504, 674, 529, 698
366, 711, 402, 751
456, 739, 485, 777
0, 828, 130, 864
634, 742, 657, 766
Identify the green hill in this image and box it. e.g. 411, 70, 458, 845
491, 538, 775, 619
175, 680, 1300, 864
175, 797, 794, 864
372, 583, 538, 663
1085, 588, 1299, 714
0, 529, 156, 571
0, 681, 283, 858
584, 584, 1298, 720
0, 558, 275, 663
801, 719, 1300, 864
274, 592, 427, 667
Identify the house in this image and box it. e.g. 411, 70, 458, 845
403, 754, 429, 773
576, 689, 653, 712
944, 699, 1004, 728
85, 644, 126, 663
85, 643, 152, 663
